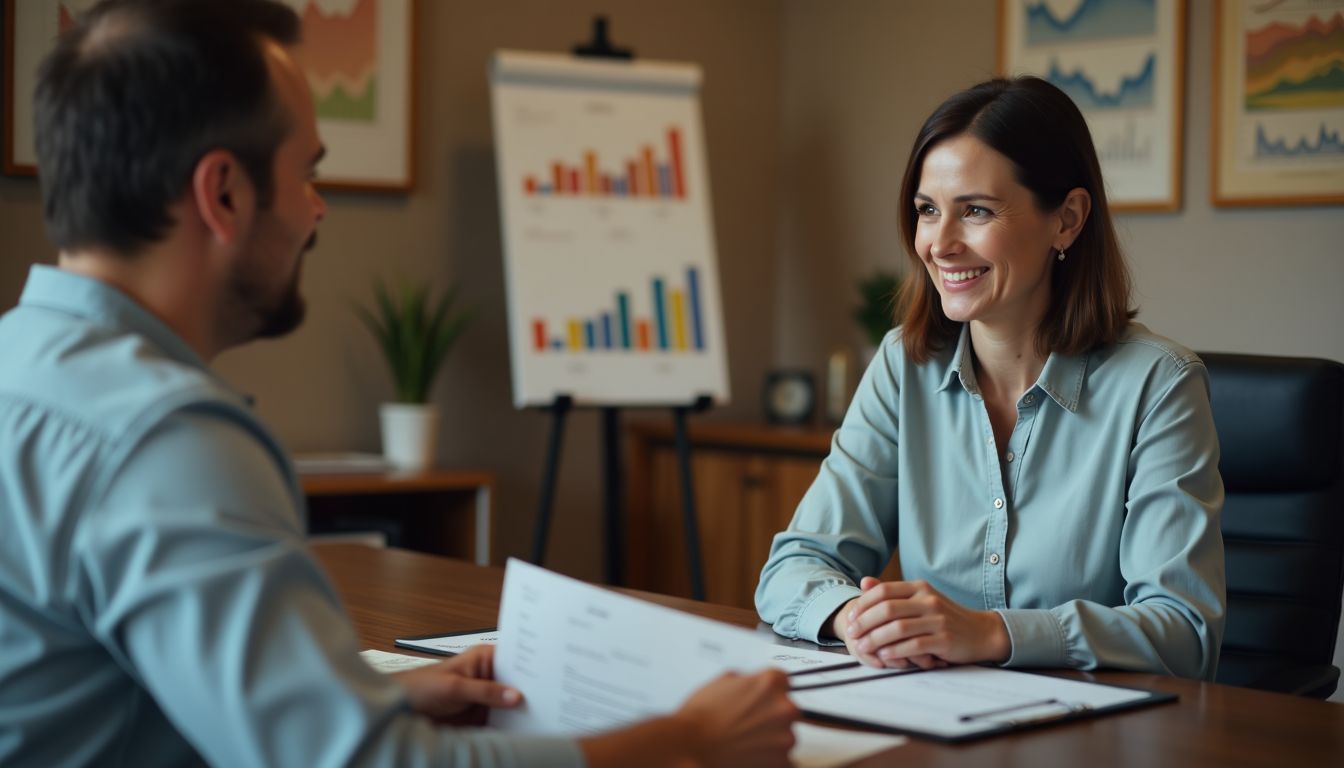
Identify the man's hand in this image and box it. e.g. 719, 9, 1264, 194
832, 577, 1011, 669
580, 669, 799, 768
674, 669, 799, 767
392, 645, 522, 725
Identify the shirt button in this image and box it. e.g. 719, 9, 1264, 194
1024, 394, 1035, 405
989, 553, 1000, 565
993, 498, 1004, 509
985, 437, 994, 447
1006, 451, 1015, 462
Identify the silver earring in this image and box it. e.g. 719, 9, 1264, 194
1056, 247, 1067, 262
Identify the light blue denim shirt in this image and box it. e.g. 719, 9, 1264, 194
0, 266, 585, 767
756, 323, 1226, 680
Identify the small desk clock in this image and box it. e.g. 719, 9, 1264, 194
763, 370, 816, 426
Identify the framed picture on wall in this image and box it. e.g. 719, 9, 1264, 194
1213, 0, 1344, 207
998, 0, 1186, 212
4, 0, 417, 192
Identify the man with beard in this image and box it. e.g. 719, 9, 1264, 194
0, 1, 797, 766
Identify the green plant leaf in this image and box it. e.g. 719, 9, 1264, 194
356, 277, 475, 404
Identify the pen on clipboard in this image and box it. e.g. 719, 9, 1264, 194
958, 698, 1092, 724
785, 660, 863, 677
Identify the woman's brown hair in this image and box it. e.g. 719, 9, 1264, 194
896, 76, 1135, 363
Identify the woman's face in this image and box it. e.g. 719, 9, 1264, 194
912, 134, 1063, 334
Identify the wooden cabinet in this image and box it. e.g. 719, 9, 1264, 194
301, 470, 494, 565
626, 422, 831, 609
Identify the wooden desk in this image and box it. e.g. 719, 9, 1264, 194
314, 544, 1344, 767
302, 471, 493, 565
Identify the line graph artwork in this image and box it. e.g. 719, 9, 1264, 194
1254, 123, 1344, 158
1000, 0, 1184, 210
1025, 0, 1156, 46
1047, 54, 1155, 110
1215, 0, 1344, 205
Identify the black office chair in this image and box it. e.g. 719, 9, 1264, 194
1200, 352, 1344, 699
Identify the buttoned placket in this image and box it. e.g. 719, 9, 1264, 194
973, 385, 1042, 611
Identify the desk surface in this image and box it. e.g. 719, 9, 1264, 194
313, 544, 1344, 767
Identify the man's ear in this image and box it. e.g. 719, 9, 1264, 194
191, 149, 254, 246
1055, 187, 1092, 252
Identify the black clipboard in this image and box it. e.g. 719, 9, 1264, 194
393, 627, 498, 657
790, 666, 1177, 743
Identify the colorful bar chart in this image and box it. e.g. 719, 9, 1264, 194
531, 267, 706, 353
522, 128, 689, 200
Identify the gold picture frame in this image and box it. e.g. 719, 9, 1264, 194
998, 0, 1186, 212
4, 0, 417, 193
1212, 0, 1344, 207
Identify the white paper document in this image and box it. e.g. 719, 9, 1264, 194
790, 665, 1154, 740
394, 629, 499, 656
490, 559, 772, 734
359, 649, 440, 673
792, 723, 907, 768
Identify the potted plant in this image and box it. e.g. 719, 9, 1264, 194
356, 280, 473, 471
852, 270, 902, 365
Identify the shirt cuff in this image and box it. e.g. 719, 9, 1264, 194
797, 584, 863, 645
995, 608, 1069, 668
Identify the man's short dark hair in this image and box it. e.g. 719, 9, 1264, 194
35, 0, 301, 255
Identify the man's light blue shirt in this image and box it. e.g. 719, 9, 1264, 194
0, 266, 584, 767
756, 324, 1226, 680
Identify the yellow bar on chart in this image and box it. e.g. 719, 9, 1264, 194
671, 290, 688, 350
568, 320, 583, 350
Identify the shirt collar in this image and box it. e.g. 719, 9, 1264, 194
19, 264, 213, 375
936, 323, 1089, 413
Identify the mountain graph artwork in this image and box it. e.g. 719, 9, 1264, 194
1244, 12, 1344, 111
291, 0, 379, 122
1047, 53, 1155, 110
1025, 0, 1156, 46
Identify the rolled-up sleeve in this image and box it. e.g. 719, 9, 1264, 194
77, 408, 585, 768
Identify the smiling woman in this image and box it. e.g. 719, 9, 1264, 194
756, 76, 1227, 684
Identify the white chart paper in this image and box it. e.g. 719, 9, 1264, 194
792, 723, 907, 767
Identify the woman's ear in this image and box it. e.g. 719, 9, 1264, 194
1055, 187, 1091, 251
191, 149, 255, 247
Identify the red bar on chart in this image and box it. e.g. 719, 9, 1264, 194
584, 151, 598, 194
641, 146, 656, 197
532, 320, 546, 351
601, 175, 612, 194
668, 128, 685, 198
637, 320, 651, 350
524, 176, 537, 194
626, 160, 640, 196
551, 162, 564, 195
568, 168, 581, 194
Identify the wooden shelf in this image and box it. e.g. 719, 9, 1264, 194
300, 470, 494, 566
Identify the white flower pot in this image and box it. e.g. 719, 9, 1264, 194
379, 403, 439, 471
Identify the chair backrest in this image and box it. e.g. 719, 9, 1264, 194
1200, 352, 1344, 698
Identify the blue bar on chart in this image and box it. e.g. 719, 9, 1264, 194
687, 266, 704, 350
617, 292, 632, 349
653, 278, 669, 350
